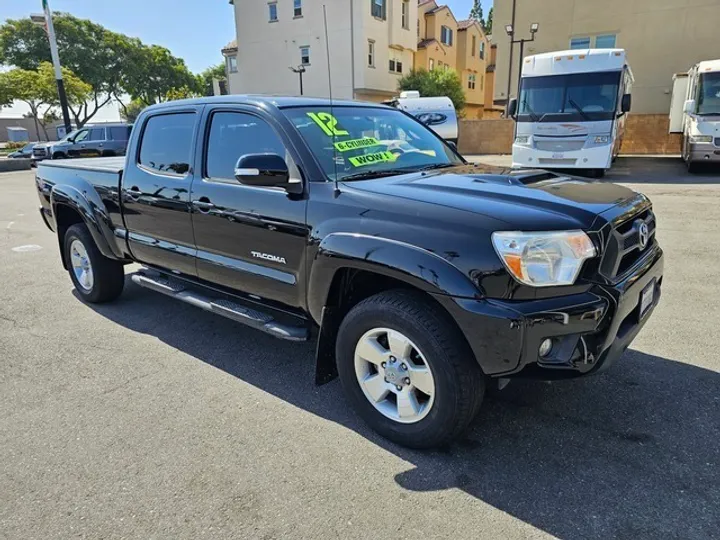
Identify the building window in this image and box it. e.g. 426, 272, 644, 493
480, 41, 485, 60
371, 0, 386, 20
468, 74, 476, 90
227, 55, 238, 73
440, 26, 453, 46
472, 35, 476, 57
389, 58, 402, 74
481, 74, 484, 90
368, 40, 375, 67
429, 58, 434, 70
268, 2, 278, 22
401, 0, 409, 29
294, 0, 302, 17
595, 34, 617, 48
570, 36, 591, 49
300, 46, 310, 65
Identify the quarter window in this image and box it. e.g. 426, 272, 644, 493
294, 0, 302, 17
268, 2, 278, 22
300, 46, 310, 65
205, 112, 287, 181
139, 113, 196, 175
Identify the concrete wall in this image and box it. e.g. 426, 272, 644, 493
493, 0, 720, 113
458, 114, 682, 155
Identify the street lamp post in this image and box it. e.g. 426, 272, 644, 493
505, 22, 539, 112
31, 0, 72, 135
289, 65, 306, 96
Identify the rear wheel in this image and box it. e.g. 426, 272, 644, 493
64, 224, 125, 303
336, 290, 484, 449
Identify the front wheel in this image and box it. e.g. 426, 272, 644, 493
64, 224, 125, 303
687, 159, 700, 174
336, 290, 484, 449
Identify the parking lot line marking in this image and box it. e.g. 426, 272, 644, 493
6, 221, 15, 229
11, 244, 42, 253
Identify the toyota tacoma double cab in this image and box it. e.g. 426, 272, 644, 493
35, 96, 663, 448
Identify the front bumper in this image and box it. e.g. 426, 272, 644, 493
435, 245, 664, 379
688, 142, 720, 164
512, 143, 613, 170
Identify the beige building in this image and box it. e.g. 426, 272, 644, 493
493, 0, 720, 113
228, 0, 417, 102
221, 40, 240, 95
416, 1, 492, 118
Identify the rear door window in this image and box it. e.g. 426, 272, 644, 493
139, 113, 196, 175
109, 126, 131, 141
88, 128, 105, 141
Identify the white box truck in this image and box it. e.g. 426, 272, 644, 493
508, 49, 633, 177
669, 59, 720, 173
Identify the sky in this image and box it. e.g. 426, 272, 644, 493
0, 0, 490, 119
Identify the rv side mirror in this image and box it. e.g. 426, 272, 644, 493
507, 98, 518, 118
621, 94, 632, 114
234, 153, 292, 189
683, 99, 696, 114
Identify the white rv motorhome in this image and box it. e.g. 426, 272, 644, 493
385, 91, 459, 144
669, 59, 720, 173
508, 49, 633, 177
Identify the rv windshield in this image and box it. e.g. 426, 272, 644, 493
518, 71, 622, 122
697, 72, 720, 115
283, 106, 462, 181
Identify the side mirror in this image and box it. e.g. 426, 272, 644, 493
507, 98, 518, 118
684, 99, 696, 114
621, 93, 632, 113
234, 153, 291, 189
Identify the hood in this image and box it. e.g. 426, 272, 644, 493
345, 164, 640, 230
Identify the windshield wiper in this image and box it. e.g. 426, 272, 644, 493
520, 99, 540, 121
567, 98, 591, 121
414, 163, 457, 171
340, 168, 417, 182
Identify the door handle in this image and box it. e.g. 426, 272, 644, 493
192, 198, 215, 212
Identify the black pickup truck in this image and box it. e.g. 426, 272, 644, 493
35, 96, 663, 448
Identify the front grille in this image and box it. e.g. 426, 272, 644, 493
33, 147, 48, 157
538, 158, 578, 165
535, 140, 586, 152
600, 207, 656, 280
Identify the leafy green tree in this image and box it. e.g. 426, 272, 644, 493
486, 7, 493, 35
469, 0, 484, 27
118, 99, 145, 123
0, 62, 91, 140
198, 62, 227, 95
0, 13, 200, 126
398, 69, 466, 111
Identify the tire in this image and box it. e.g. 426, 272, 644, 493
588, 168, 605, 179
336, 290, 484, 449
52, 152, 66, 160
64, 223, 125, 303
687, 160, 699, 174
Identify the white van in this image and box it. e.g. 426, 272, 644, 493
508, 49, 633, 177
669, 59, 720, 173
385, 91, 459, 144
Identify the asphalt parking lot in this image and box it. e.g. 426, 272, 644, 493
1, 159, 719, 539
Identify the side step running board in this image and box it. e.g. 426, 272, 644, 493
131, 273, 309, 342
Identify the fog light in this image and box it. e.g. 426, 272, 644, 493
539, 338, 553, 357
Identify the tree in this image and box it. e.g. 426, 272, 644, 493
486, 7, 494, 35
469, 0, 484, 27
118, 99, 145, 123
199, 62, 227, 95
398, 69, 466, 111
0, 62, 91, 140
0, 13, 200, 127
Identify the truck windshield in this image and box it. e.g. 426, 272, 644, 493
697, 72, 720, 115
518, 71, 622, 122
282, 106, 462, 181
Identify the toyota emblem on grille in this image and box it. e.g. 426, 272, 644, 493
638, 222, 649, 250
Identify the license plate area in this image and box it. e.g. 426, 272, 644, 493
552, 153, 564, 159
640, 280, 655, 319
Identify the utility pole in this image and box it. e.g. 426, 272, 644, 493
32, 0, 72, 135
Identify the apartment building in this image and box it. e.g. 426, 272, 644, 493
417, 1, 491, 118
229, 0, 417, 102
493, 0, 720, 113
221, 39, 240, 94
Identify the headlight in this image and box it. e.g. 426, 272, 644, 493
515, 136, 529, 144
491, 231, 597, 287
690, 135, 713, 144
594, 135, 610, 144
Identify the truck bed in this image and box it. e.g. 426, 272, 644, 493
39, 156, 125, 174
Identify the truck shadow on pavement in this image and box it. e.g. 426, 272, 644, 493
604, 157, 720, 185
82, 280, 720, 540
